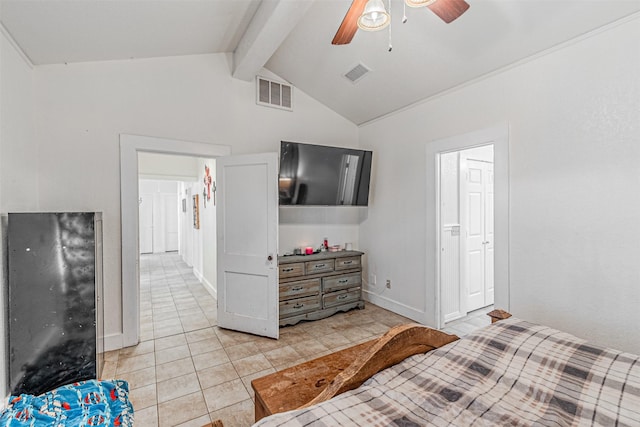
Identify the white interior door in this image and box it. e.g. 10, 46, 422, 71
463, 158, 494, 311
216, 153, 279, 339
139, 193, 153, 254
164, 194, 179, 251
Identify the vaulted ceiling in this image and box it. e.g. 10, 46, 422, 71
2, 0, 639, 124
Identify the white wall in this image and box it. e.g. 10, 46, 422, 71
29, 53, 358, 346
0, 27, 37, 397
179, 183, 195, 267
279, 207, 363, 254
138, 152, 199, 181
185, 181, 204, 281
359, 17, 640, 353
199, 159, 217, 297
0, 29, 36, 212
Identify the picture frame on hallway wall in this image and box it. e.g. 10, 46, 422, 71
193, 194, 200, 229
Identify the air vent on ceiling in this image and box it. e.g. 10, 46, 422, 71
257, 76, 293, 111
344, 63, 371, 84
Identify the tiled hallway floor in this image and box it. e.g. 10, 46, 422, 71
103, 253, 491, 427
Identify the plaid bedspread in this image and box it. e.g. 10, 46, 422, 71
254, 318, 640, 426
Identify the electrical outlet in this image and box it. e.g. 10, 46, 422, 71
370, 274, 377, 286
386, 279, 391, 289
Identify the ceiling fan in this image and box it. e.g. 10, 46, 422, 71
332, 0, 470, 45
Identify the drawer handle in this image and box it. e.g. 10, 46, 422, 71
291, 286, 304, 291
314, 263, 326, 268
282, 267, 295, 272
338, 279, 349, 284
293, 303, 304, 309
343, 260, 353, 265
337, 294, 349, 300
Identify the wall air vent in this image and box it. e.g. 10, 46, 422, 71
344, 63, 371, 84
257, 76, 293, 111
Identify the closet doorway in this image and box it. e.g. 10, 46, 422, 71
440, 145, 494, 323
426, 123, 509, 331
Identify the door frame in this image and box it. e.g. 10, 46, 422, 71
426, 123, 510, 330
120, 134, 231, 348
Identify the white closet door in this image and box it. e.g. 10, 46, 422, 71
164, 194, 179, 252
464, 159, 494, 311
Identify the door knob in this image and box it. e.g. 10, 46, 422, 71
267, 255, 273, 261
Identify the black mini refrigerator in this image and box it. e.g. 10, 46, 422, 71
7, 212, 104, 396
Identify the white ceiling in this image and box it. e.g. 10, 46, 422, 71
2, 0, 639, 124
0, 0, 261, 63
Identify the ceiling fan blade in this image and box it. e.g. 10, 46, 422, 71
427, 0, 470, 24
332, 0, 368, 45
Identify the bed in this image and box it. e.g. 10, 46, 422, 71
252, 313, 640, 426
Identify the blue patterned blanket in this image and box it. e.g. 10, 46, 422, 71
0, 380, 133, 427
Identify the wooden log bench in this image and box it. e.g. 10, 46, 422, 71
251, 323, 459, 422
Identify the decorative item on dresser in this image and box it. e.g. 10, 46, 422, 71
278, 250, 365, 326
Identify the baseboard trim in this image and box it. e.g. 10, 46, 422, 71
193, 268, 204, 283
104, 333, 124, 352
362, 290, 429, 326
201, 277, 217, 299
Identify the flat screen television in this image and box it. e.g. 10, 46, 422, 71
279, 141, 373, 206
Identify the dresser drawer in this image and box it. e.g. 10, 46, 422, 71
279, 263, 305, 279
280, 295, 320, 318
323, 288, 361, 308
305, 259, 335, 275
335, 256, 361, 271
279, 278, 320, 301
323, 273, 361, 292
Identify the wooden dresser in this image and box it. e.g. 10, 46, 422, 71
278, 250, 364, 326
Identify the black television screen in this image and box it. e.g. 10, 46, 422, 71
279, 141, 372, 206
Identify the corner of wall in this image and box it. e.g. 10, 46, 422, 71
0, 23, 34, 70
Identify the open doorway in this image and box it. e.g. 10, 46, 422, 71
439, 145, 494, 332
136, 152, 216, 283
426, 124, 510, 332
120, 134, 230, 348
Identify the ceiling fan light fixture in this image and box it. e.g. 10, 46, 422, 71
405, 0, 437, 8
357, 0, 390, 31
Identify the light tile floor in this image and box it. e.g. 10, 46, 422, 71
442, 305, 494, 337
102, 253, 492, 427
